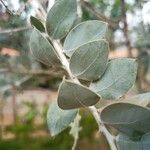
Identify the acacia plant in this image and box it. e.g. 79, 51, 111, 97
29, 0, 150, 150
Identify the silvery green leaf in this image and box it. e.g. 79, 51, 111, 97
96, 92, 150, 109
57, 79, 100, 109
100, 102, 150, 138
30, 29, 61, 66
47, 100, 78, 136
141, 133, 150, 150
69, 40, 109, 81
64, 20, 108, 57
90, 58, 137, 99
116, 133, 142, 150
46, 0, 77, 39
116, 133, 150, 150
125, 93, 150, 107
30, 16, 45, 32
97, 92, 150, 109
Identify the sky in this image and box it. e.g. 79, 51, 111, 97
8, 0, 150, 25
5, 0, 149, 46
142, 1, 150, 24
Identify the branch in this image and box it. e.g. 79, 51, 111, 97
89, 106, 117, 150
14, 69, 67, 77
25, 2, 117, 149
0, 27, 32, 34
0, 0, 14, 15
0, 0, 28, 16
80, 0, 120, 28
0, 68, 68, 78
52, 40, 117, 150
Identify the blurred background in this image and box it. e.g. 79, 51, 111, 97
0, 0, 150, 149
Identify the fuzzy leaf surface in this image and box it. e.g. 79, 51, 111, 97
70, 40, 109, 81
90, 58, 137, 99
46, 0, 77, 39
64, 20, 108, 57
47, 100, 78, 136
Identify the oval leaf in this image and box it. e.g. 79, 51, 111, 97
90, 58, 137, 99
141, 133, 150, 149
100, 102, 150, 138
125, 92, 150, 107
57, 79, 101, 109
64, 20, 108, 57
46, 0, 77, 39
116, 133, 150, 150
30, 29, 60, 66
69, 40, 109, 81
30, 16, 45, 32
47, 100, 78, 136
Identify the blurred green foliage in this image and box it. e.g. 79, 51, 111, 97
0, 110, 109, 150
0, 0, 149, 149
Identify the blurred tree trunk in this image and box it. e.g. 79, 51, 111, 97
12, 85, 17, 124
0, 99, 4, 139
121, 0, 133, 57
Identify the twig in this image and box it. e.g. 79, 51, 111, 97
0, 0, 14, 15
14, 69, 67, 77
0, 27, 32, 34
0, 0, 29, 16
52, 40, 117, 150
52, 40, 77, 81
26, 2, 117, 149
80, 0, 120, 28
0, 99, 5, 139
12, 85, 17, 124
1, 68, 68, 77
89, 106, 117, 150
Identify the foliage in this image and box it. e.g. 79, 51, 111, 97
46, 0, 77, 39
0, 0, 149, 149
30, 29, 60, 66
30, 16, 45, 33
6, 101, 39, 139
57, 79, 100, 109
29, 0, 150, 150
47, 100, 78, 136
116, 133, 150, 150
0, 112, 107, 150
63, 20, 108, 57
90, 58, 137, 99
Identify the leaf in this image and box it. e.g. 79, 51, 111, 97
116, 134, 142, 150
64, 20, 108, 57
95, 92, 150, 109
30, 16, 45, 32
30, 29, 61, 66
70, 40, 109, 81
90, 58, 137, 99
125, 93, 150, 107
116, 133, 150, 150
100, 102, 150, 138
141, 133, 150, 149
46, 0, 77, 39
57, 79, 101, 109
47, 100, 78, 136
